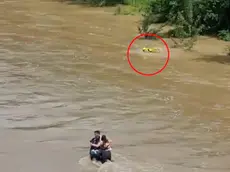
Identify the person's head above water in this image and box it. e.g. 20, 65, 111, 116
101, 135, 108, 142
94, 130, 100, 138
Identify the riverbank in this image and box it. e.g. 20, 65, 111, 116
56, 0, 230, 62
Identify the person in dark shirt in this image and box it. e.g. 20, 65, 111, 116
89, 130, 101, 160
90, 134, 113, 163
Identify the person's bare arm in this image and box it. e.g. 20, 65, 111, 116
108, 138, 112, 143
104, 142, 110, 147
91, 141, 102, 148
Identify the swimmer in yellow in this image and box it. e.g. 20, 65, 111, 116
142, 47, 160, 53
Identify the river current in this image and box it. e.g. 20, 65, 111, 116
0, 0, 230, 172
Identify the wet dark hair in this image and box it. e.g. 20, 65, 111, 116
94, 130, 100, 134
101, 135, 108, 142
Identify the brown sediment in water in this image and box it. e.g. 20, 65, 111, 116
0, 0, 230, 172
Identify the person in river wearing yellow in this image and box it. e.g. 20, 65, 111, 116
142, 47, 160, 53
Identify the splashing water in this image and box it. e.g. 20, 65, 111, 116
79, 153, 164, 172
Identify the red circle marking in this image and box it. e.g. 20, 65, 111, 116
126, 33, 170, 76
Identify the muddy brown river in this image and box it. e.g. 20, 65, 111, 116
1, 0, 230, 172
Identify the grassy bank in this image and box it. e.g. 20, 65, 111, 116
58, 0, 230, 52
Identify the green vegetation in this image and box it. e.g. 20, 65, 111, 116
66, 0, 230, 43
114, 4, 141, 15
140, 0, 230, 41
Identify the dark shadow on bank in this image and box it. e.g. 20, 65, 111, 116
54, 0, 89, 5
192, 54, 230, 64
54, 0, 123, 6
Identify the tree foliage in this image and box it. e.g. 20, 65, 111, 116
140, 0, 230, 40
69, 0, 230, 40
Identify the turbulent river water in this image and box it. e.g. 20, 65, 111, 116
1, 0, 230, 172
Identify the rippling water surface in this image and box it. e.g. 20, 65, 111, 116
1, 0, 230, 172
